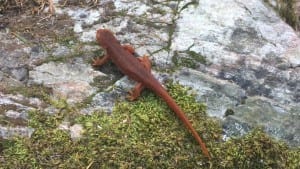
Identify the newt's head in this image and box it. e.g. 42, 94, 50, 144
96, 29, 118, 48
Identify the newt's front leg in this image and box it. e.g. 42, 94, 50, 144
92, 55, 110, 67
92, 45, 135, 67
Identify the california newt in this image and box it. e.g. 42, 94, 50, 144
93, 29, 210, 159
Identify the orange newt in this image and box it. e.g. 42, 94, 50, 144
93, 29, 210, 159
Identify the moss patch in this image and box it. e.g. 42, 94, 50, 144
0, 83, 299, 168
172, 49, 207, 69
265, 0, 299, 29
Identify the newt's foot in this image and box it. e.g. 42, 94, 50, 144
127, 83, 144, 101
92, 55, 110, 67
92, 57, 102, 67
126, 91, 138, 101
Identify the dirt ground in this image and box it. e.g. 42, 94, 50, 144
0, 0, 100, 44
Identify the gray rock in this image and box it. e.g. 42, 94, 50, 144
0, 92, 45, 138
52, 45, 72, 57
69, 124, 84, 140
0, 32, 31, 83
172, 0, 300, 105
171, 68, 246, 117
29, 62, 105, 104
230, 96, 300, 146
222, 115, 252, 141
11, 66, 28, 82
168, 0, 300, 146
0, 125, 34, 139
0, 71, 24, 89
29, 45, 48, 66
58, 122, 83, 140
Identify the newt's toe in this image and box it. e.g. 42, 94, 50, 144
92, 57, 101, 66
126, 94, 136, 101
126, 90, 140, 101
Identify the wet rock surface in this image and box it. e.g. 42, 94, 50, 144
0, 0, 299, 147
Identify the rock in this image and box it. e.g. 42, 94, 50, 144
222, 115, 252, 141
82, 82, 129, 114
29, 45, 48, 66
52, 45, 72, 57
69, 124, 84, 140
0, 32, 31, 83
58, 122, 84, 140
67, 8, 101, 42
171, 68, 246, 117
11, 66, 28, 82
230, 96, 300, 146
172, 0, 300, 105
5, 110, 24, 119
0, 71, 24, 90
0, 92, 45, 138
0, 125, 34, 139
169, 0, 300, 146
29, 61, 105, 104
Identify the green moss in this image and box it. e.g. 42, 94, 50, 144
172, 50, 207, 68
1, 83, 299, 168
265, 0, 299, 29
210, 128, 291, 168
287, 148, 300, 169
1, 138, 39, 168
224, 108, 235, 117
187, 50, 207, 65
175, 57, 198, 68
277, 0, 298, 29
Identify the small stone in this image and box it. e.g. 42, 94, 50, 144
5, 110, 21, 119
70, 124, 84, 140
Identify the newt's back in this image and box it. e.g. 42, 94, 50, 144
96, 29, 155, 85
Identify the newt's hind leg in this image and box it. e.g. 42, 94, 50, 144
122, 45, 135, 55
127, 83, 144, 101
138, 55, 151, 72
127, 55, 151, 101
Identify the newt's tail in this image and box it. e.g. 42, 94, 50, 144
152, 84, 211, 159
